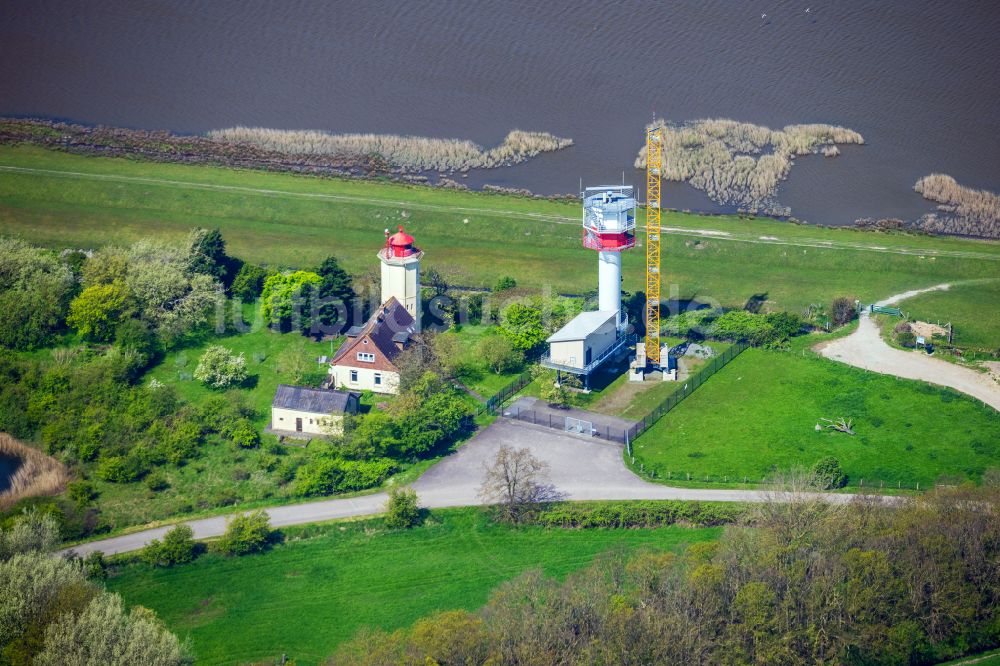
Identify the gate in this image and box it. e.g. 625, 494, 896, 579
565, 417, 595, 437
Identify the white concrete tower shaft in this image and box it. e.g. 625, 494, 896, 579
598, 250, 622, 319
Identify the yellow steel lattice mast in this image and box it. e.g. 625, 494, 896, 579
645, 125, 663, 366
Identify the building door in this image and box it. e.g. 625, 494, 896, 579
585, 347, 592, 365
295, 417, 303, 432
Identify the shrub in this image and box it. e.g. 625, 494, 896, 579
67, 480, 98, 507
230, 419, 260, 449
95, 455, 144, 483
82, 551, 107, 580
494, 276, 517, 292
812, 456, 848, 489
215, 510, 272, 556
894, 321, 916, 348
831, 297, 857, 327
144, 473, 169, 492
529, 501, 744, 528
193, 345, 248, 389
385, 487, 421, 529
292, 457, 396, 497
141, 524, 196, 567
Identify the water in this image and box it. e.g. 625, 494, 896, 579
2, 0, 998, 226
0, 454, 18, 493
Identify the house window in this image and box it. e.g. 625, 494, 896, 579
374, 373, 382, 386
309, 419, 313, 424
357, 352, 375, 362
350, 370, 358, 383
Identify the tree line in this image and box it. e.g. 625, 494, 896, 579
332, 483, 1000, 665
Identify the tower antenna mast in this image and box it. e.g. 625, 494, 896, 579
645, 124, 663, 367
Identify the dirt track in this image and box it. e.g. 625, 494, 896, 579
818, 284, 1000, 410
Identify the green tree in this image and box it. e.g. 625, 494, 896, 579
193, 345, 248, 389
384, 487, 421, 529
0, 238, 75, 350
187, 227, 237, 284
316, 256, 356, 329
141, 525, 196, 567
229, 262, 271, 301
33, 593, 192, 665
125, 240, 223, 343
498, 303, 547, 352
260, 271, 322, 330
67, 282, 131, 341
477, 335, 524, 373
215, 510, 272, 556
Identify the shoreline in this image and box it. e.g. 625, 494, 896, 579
1, 117, 997, 242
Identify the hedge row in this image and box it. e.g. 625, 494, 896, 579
527, 500, 745, 529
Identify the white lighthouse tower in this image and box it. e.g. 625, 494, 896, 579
540, 186, 636, 388
583, 186, 636, 328
378, 226, 422, 332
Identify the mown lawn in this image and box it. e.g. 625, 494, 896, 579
106, 508, 721, 665
631, 348, 1000, 489
900, 280, 1000, 350
2, 145, 999, 319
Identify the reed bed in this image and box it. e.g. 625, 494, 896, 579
0, 433, 69, 510
206, 127, 572, 172
913, 174, 1000, 239
634, 118, 864, 216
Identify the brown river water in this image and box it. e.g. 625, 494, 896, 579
1, 0, 998, 226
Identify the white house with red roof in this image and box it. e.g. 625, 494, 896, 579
327, 227, 422, 394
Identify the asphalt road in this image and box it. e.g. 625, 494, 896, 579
62, 419, 863, 557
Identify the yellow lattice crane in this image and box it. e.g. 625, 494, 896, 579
645, 125, 663, 366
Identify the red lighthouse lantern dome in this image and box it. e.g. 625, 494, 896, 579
385, 226, 418, 258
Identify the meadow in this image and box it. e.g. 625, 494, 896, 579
106, 508, 721, 665
2, 145, 999, 323
901, 280, 1000, 349
630, 347, 1000, 489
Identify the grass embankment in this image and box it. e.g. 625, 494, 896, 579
106, 507, 721, 665
2, 145, 999, 319
631, 347, 1000, 489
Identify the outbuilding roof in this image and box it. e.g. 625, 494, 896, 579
272, 384, 359, 414
546, 310, 618, 343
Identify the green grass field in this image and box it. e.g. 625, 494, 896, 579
2, 145, 999, 320
901, 280, 1000, 349
631, 348, 1000, 489
106, 508, 721, 665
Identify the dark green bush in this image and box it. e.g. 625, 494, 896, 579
813, 456, 848, 489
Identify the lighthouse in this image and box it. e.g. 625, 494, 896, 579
582, 186, 637, 327
540, 186, 637, 388
378, 226, 423, 332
